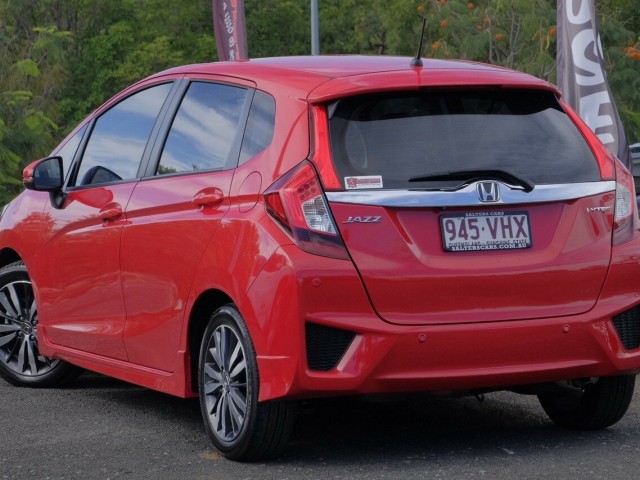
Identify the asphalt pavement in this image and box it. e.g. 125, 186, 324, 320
1, 372, 639, 479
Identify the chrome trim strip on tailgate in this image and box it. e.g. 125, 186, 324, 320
325, 181, 615, 207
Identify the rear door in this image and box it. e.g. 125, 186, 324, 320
120, 79, 253, 371
324, 88, 614, 325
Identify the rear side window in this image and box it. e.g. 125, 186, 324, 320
239, 91, 276, 165
329, 89, 600, 190
157, 82, 249, 175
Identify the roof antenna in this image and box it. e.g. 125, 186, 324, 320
411, 13, 427, 68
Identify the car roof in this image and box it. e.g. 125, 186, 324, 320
152, 55, 560, 102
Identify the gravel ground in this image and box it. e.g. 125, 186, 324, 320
1, 373, 639, 479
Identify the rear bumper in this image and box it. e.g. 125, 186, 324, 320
297, 311, 639, 397
248, 241, 640, 401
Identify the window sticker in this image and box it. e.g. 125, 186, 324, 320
344, 175, 383, 190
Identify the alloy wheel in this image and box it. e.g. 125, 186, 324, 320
0, 280, 59, 376
202, 324, 249, 442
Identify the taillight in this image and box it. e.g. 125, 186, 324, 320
613, 158, 639, 246
310, 105, 342, 190
560, 101, 636, 244
561, 100, 615, 180
264, 161, 349, 259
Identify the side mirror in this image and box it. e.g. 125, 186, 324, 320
23, 156, 64, 191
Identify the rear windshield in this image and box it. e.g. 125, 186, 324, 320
328, 89, 599, 190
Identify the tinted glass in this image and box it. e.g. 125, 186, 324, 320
329, 89, 600, 189
53, 125, 87, 179
239, 91, 276, 165
76, 83, 172, 186
157, 82, 248, 175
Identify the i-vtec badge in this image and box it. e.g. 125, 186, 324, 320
343, 216, 382, 224
586, 206, 612, 213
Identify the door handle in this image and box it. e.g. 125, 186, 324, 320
99, 202, 123, 221
192, 188, 224, 208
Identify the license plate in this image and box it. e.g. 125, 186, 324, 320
440, 212, 532, 252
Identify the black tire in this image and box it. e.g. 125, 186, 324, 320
0, 261, 82, 387
538, 375, 635, 430
198, 304, 296, 461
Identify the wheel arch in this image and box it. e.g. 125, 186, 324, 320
187, 288, 234, 393
0, 248, 22, 269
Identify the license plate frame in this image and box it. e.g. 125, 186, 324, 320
440, 211, 532, 252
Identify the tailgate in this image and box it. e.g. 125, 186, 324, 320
322, 87, 613, 325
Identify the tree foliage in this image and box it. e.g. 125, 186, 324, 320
1, 1, 71, 202
0, 0, 639, 203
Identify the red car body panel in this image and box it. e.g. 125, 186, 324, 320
1, 56, 640, 406
34, 184, 136, 361
120, 170, 234, 372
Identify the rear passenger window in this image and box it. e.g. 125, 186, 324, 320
157, 82, 249, 175
75, 83, 172, 186
239, 91, 275, 165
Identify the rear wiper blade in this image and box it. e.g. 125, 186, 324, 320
409, 169, 535, 192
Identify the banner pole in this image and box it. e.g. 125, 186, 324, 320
311, 0, 319, 55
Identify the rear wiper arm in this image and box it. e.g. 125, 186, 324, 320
409, 169, 535, 192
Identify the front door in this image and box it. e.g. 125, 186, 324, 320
34, 82, 174, 360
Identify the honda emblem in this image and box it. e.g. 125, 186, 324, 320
477, 182, 500, 203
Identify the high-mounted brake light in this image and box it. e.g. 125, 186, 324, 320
264, 161, 349, 259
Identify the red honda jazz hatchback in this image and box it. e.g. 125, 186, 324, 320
1, 56, 639, 460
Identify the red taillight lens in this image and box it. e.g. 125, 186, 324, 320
561, 100, 615, 180
613, 158, 639, 246
310, 105, 342, 190
264, 161, 349, 259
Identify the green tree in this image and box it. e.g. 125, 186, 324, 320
599, 0, 640, 141
0, 0, 72, 203
59, 0, 215, 127
245, 0, 309, 57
